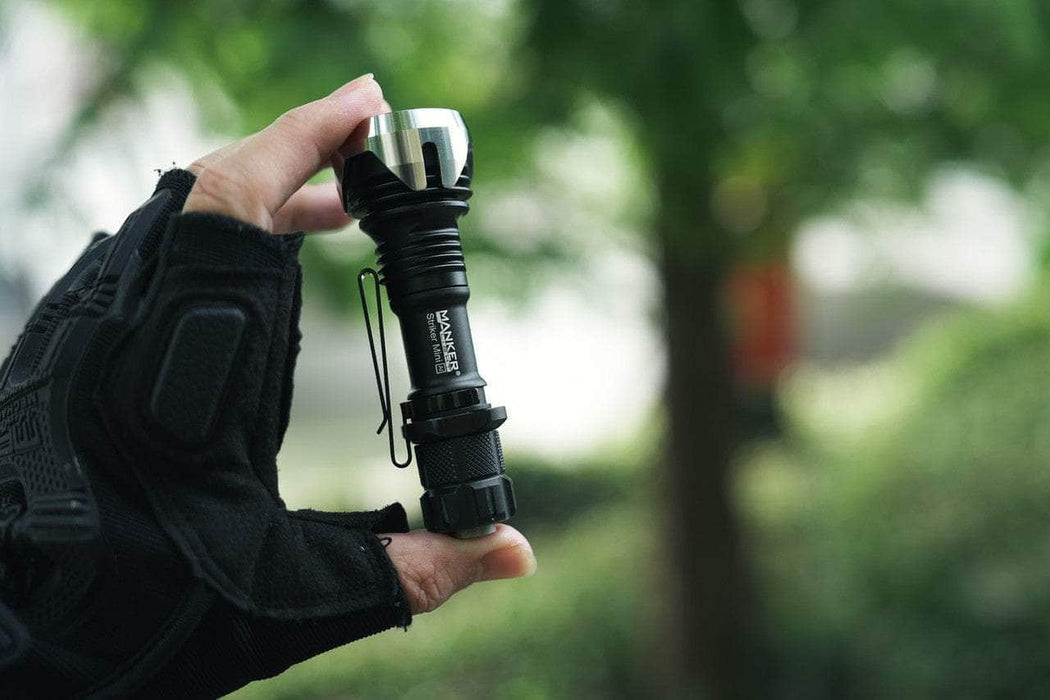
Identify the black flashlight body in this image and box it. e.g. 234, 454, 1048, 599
344, 141, 516, 537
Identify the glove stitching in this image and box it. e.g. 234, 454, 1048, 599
139, 482, 397, 614
245, 251, 298, 501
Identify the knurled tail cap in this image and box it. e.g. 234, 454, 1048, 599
420, 475, 516, 534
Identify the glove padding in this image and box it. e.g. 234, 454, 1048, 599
0, 170, 411, 699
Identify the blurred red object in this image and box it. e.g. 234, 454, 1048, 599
727, 263, 797, 387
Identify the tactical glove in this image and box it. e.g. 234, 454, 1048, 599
0, 170, 411, 698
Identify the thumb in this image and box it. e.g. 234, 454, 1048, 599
382, 525, 536, 614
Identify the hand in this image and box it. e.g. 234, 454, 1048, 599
183, 72, 378, 233
0, 75, 532, 698
181, 72, 537, 614
385, 525, 536, 614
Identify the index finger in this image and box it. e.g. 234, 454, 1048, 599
188, 74, 384, 230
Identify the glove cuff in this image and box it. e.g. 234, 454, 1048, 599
155, 168, 197, 203
136, 169, 198, 261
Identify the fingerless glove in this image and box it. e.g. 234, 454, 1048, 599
0, 170, 411, 699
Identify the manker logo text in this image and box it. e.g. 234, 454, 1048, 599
427, 309, 459, 375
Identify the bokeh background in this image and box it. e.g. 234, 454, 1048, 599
4, 0, 1050, 697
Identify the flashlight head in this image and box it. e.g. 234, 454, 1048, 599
351, 108, 471, 191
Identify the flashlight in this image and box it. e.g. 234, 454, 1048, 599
341, 108, 516, 538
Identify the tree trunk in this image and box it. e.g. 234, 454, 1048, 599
655, 197, 749, 698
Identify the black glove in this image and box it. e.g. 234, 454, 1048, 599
0, 170, 412, 699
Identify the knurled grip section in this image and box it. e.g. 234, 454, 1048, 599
415, 429, 504, 489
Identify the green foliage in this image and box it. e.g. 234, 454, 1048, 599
743, 291, 1050, 696
57, 3, 501, 127
525, 0, 1050, 260
487, 455, 636, 536
51, 0, 1050, 269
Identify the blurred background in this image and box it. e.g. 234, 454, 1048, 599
4, 0, 1050, 697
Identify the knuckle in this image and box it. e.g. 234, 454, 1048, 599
187, 150, 223, 176
275, 107, 326, 164
275, 105, 313, 134
408, 568, 459, 614
416, 574, 444, 614
190, 166, 243, 205
185, 165, 270, 228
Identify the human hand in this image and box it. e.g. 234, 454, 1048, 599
181, 72, 536, 614
183, 72, 378, 233
384, 524, 536, 614
0, 75, 532, 698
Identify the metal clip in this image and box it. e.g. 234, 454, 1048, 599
357, 268, 412, 468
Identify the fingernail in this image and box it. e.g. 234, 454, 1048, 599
335, 73, 380, 97
479, 543, 537, 581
